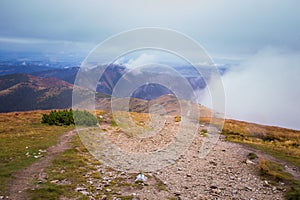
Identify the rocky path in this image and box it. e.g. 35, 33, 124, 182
8, 129, 77, 200
72, 119, 298, 200
105, 135, 286, 199
157, 137, 285, 200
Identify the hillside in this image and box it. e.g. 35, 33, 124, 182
32, 67, 79, 84
31, 64, 209, 100
0, 74, 73, 112
0, 72, 208, 114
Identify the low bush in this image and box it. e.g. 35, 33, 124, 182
42, 109, 97, 126
42, 109, 73, 126
73, 110, 98, 126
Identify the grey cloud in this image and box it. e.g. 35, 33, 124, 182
202, 47, 300, 130
0, 0, 299, 56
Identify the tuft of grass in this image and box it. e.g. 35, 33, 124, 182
174, 115, 181, 122
167, 197, 178, 200
201, 129, 208, 133
156, 182, 168, 191
110, 115, 118, 127
247, 152, 258, 160
114, 195, 134, 200
28, 184, 63, 200
200, 129, 208, 137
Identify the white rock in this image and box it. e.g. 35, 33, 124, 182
245, 186, 253, 191
75, 187, 86, 192
135, 173, 147, 182
232, 189, 238, 194
120, 171, 126, 175
246, 159, 255, 164
80, 191, 89, 195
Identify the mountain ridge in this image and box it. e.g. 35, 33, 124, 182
0, 74, 73, 112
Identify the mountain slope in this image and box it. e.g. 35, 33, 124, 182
32, 64, 209, 100
32, 67, 79, 84
0, 74, 74, 112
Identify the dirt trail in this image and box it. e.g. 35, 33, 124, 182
242, 144, 300, 181
8, 129, 77, 200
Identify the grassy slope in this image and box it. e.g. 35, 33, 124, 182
0, 111, 73, 195
199, 117, 300, 168
221, 119, 300, 168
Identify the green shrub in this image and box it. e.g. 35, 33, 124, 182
73, 110, 98, 126
42, 109, 74, 126
42, 109, 97, 126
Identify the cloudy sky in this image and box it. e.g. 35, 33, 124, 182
0, 0, 299, 57
0, 0, 299, 129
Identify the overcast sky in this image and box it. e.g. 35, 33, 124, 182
0, 0, 300, 58
0, 0, 299, 129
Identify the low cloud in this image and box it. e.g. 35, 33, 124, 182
122, 53, 157, 69
202, 47, 300, 130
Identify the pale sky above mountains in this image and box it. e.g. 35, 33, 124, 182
0, 0, 299, 58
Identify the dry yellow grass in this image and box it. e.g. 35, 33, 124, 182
221, 119, 300, 168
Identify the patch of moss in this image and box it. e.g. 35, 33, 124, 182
259, 159, 300, 200
247, 152, 258, 160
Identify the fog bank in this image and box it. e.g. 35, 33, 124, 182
202, 48, 300, 130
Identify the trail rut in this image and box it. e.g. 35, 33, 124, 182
8, 129, 77, 200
